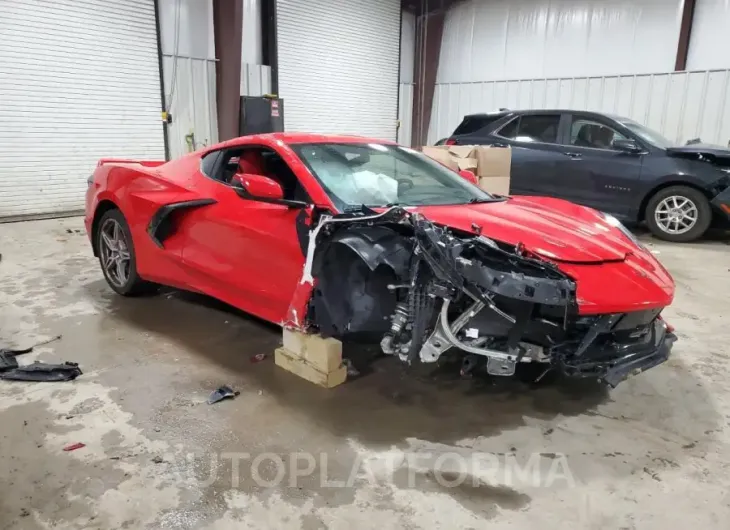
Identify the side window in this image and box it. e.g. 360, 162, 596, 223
200, 150, 221, 178
201, 147, 250, 184
497, 118, 519, 140
569, 118, 627, 150
217, 148, 246, 184
453, 115, 502, 136
497, 114, 561, 144
202, 145, 309, 202
260, 149, 309, 202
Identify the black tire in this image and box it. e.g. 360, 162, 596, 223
96, 209, 155, 296
645, 185, 712, 243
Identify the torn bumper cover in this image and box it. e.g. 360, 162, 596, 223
289, 206, 675, 387
711, 186, 730, 225
558, 316, 677, 387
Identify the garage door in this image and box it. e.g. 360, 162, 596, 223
0, 0, 166, 219
276, 0, 401, 140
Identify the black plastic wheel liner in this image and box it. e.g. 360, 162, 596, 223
311, 244, 398, 340
321, 225, 414, 274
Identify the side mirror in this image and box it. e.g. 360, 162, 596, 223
232, 172, 284, 200
458, 169, 479, 186
613, 139, 642, 153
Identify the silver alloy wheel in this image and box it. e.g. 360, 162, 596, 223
654, 195, 698, 235
99, 218, 131, 288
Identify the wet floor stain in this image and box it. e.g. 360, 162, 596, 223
414, 470, 531, 510
2, 218, 730, 529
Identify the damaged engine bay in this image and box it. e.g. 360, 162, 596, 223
304, 207, 676, 388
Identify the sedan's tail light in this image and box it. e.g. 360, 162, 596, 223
445, 138, 456, 146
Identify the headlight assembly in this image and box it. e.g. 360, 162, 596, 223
603, 213, 644, 248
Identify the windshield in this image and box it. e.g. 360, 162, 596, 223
291, 143, 495, 210
619, 119, 675, 148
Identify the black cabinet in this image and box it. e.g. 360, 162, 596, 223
239, 96, 284, 136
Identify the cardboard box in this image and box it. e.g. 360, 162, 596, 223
421, 145, 511, 195
421, 146, 459, 172
282, 328, 342, 373
275, 347, 347, 388
473, 146, 511, 179
478, 176, 510, 195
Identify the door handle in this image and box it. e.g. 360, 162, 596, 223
564, 152, 582, 160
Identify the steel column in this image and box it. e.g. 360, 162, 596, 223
675, 0, 697, 71
213, 0, 244, 140
411, 5, 445, 147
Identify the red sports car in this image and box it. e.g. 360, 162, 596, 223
85, 133, 676, 387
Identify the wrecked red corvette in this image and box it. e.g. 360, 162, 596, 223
85, 133, 676, 387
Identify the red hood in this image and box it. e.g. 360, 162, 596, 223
413, 196, 638, 263
410, 196, 674, 314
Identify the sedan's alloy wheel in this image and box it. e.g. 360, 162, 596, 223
654, 195, 698, 235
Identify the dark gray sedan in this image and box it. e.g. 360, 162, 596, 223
444, 109, 730, 242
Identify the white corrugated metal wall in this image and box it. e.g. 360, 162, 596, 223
428, 0, 730, 146
429, 69, 730, 146
436, 0, 685, 83
0, 0, 166, 219
687, 0, 730, 70
276, 0, 402, 139
241, 0, 272, 97
398, 10, 416, 146
159, 0, 218, 159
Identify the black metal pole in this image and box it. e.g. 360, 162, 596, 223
153, 0, 171, 161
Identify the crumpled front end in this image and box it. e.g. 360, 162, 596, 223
292, 207, 676, 387
711, 185, 730, 227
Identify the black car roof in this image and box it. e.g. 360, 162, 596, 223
462, 111, 511, 119
463, 109, 622, 119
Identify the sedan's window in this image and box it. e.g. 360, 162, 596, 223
453, 114, 503, 136
569, 119, 627, 150
497, 115, 561, 144
620, 119, 674, 148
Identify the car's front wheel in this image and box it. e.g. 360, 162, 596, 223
96, 209, 153, 295
645, 185, 712, 242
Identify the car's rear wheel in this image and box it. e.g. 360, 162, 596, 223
645, 185, 712, 242
97, 209, 154, 295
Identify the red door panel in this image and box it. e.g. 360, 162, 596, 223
178, 181, 305, 325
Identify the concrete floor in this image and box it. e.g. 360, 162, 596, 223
1, 217, 729, 529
